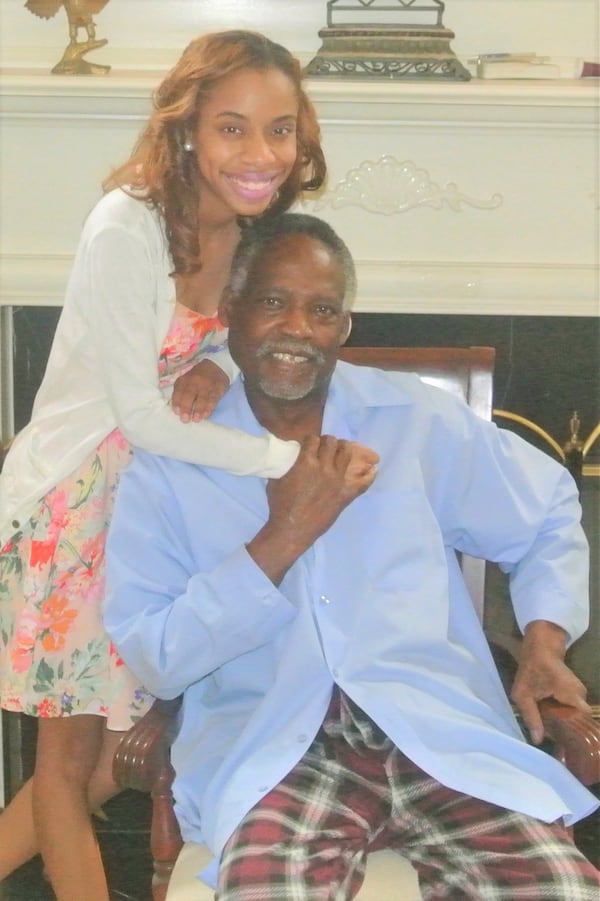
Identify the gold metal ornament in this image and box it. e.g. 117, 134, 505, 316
24, 0, 112, 75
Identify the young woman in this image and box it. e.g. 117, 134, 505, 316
0, 30, 327, 900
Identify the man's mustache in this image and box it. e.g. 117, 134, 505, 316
256, 340, 326, 365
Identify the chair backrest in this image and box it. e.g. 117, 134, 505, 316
337, 346, 496, 621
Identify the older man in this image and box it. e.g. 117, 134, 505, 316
105, 213, 599, 899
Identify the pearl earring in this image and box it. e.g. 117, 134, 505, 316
183, 140, 194, 152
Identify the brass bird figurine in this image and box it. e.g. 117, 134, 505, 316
25, 0, 112, 75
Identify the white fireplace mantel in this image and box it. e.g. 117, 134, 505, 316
0, 69, 598, 316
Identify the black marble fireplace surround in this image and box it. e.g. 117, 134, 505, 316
11, 308, 600, 461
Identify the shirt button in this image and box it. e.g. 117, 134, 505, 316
12, 520, 20, 529
332, 668, 339, 678
320, 595, 331, 605
297, 733, 307, 743
258, 785, 268, 793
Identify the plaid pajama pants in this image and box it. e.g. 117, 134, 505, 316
217, 688, 600, 900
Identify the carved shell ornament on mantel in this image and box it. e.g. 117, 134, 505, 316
310, 156, 503, 214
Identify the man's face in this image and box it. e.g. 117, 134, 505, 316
221, 233, 350, 402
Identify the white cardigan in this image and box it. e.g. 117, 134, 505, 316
0, 190, 298, 547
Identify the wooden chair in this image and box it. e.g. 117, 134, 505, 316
113, 346, 600, 901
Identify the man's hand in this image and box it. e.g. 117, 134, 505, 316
510, 620, 591, 745
171, 359, 230, 422
247, 435, 379, 585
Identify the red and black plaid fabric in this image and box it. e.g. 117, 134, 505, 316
217, 688, 600, 900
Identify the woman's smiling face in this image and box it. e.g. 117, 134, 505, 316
192, 67, 299, 222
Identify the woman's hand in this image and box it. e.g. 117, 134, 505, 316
345, 442, 379, 481
171, 359, 230, 422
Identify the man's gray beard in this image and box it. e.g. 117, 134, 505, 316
257, 372, 319, 401
255, 340, 326, 400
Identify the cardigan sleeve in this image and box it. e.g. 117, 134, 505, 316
209, 345, 240, 383
80, 207, 298, 478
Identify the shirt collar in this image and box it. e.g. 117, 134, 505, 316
214, 359, 416, 430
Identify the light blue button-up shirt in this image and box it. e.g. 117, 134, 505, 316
104, 362, 598, 882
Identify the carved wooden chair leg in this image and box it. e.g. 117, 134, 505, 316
150, 761, 183, 901
112, 696, 184, 901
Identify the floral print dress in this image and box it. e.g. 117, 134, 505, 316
0, 303, 226, 729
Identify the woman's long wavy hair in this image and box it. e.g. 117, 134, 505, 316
103, 31, 326, 275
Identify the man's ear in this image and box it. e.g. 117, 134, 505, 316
338, 313, 352, 345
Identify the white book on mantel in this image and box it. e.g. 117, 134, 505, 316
476, 56, 592, 80
478, 60, 561, 79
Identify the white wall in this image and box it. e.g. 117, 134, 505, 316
1, 0, 598, 70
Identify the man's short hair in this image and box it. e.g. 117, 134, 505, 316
228, 213, 357, 310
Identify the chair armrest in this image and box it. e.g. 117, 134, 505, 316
113, 696, 182, 792
539, 700, 600, 786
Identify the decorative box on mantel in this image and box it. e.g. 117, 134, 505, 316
0, 70, 597, 318
305, 0, 471, 81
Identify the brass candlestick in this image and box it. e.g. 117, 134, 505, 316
563, 411, 584, 490
24, 0, 112, 75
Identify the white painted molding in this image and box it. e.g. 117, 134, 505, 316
1, 71, 598, 125
353, 261, 599, 316
1, 70, 598, 318
0, 255, 73, 307
1, 253, 596, 317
